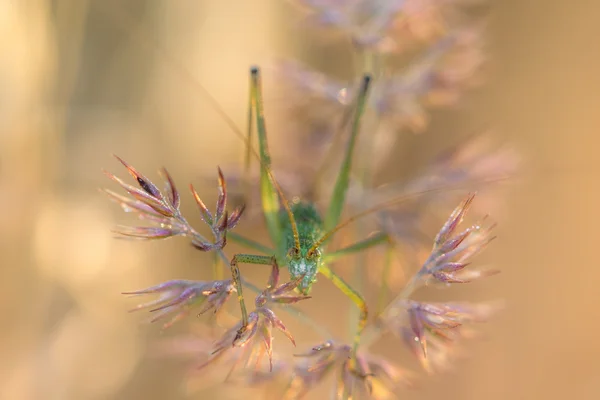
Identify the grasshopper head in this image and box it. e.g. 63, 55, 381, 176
286, 247, 321, 295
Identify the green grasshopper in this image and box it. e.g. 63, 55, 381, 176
191, 68, 504, 359
227, 68, 380, 356
100, 4, 511, 363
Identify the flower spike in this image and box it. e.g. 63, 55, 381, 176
104, 158, 244, 250
123, 279, 235, 329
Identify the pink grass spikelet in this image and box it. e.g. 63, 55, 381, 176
295, 0, 487, 52
104, 156, 245, 250
287, 340, 414, 399
200, 265, 310, 374
395, 300, 502, 373
404, 300, 498, 357
278, 29, 484, 135
418, 193, 499, 284
204, 308, 296, 373
123, 279, 235, 329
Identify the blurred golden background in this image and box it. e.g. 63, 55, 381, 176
1, 1, 599, 399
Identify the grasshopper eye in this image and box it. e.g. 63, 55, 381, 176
307, 248, 321, 259
287, 247, 300, 258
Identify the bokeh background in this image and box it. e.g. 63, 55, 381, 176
1, 1, 599, 399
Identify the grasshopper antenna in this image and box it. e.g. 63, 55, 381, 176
307, 175, 512, 255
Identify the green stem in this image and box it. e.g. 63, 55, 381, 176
375, 239, 394, 316
212, 251, 222, 280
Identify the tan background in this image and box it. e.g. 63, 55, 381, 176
1, 1, 599, 399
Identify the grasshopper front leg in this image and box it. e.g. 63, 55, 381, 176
229, 254, 277, 337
